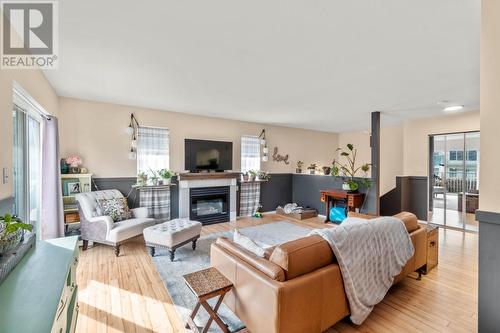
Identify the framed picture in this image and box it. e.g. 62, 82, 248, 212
67, 182, 81, 195
62, 178, 79, 196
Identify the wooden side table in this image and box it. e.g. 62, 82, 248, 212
183, 267, 233, 333
422, 224, 439, 274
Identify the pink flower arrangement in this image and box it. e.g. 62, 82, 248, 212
66, 154, 82, 167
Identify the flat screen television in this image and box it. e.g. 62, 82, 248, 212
185, 139, 233, 172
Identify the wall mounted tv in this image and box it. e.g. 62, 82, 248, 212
185, 139, 233, 172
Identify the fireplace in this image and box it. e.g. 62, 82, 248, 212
190, 186, 230, 225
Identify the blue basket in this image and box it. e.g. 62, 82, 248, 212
329, 206, 347, 224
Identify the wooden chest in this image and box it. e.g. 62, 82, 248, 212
423, 224, 439, 274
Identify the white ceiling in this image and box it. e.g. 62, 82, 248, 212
44, 0, 480, 133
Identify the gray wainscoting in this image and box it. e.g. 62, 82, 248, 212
380, 176, 428, 220
476, 210, 500, 332
259, 174, 293, 212
0, 196, 14, 215
292, 174, 375, 215
92, 173, 377, 220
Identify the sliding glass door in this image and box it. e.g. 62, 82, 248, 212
429, 131, 479, 231
12, 100, 42, 233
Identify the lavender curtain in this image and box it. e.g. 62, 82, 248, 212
41, 116, 64, 239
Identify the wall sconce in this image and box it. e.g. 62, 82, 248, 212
259, 129, 268, 162
127, 113, 140, 160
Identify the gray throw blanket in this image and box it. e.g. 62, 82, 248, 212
310, 216, 414, 324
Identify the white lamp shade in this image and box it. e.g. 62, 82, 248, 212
260, 139, 266, 146
131, 139, 137, 148
128, 151, 137, 160
262, 155, 268, 162
262, 146, 269, 154
126, 125, 134, 135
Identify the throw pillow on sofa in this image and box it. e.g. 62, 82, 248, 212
233, 229, 268, 258
98, 198, 132, 222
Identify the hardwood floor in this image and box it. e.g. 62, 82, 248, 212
76, 214, 478, 333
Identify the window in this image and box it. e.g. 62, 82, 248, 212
12, 87, 42, 232
137, 126, 169, 175
241, 135, 260, 172
467, 150, 477, 161
449, 150, 463, 161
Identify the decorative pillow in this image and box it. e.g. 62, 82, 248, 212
233, 229, 267, 258
97, 198, 132, 222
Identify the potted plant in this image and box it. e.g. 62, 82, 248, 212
65, 154, 82, 174
241, 172, 249, 182
331, 143, 371, 192
322, 166, 331, 175
158, 169, 173, 185
137, 172, 148, 186
0, 213, 33, 255
307, 163, 317, 175
149, 168, 161, 185
257, 171, 271, 181
248, 170, 258, 181
296, 161, 304, 173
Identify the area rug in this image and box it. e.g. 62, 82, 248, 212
151, 221, 310, 332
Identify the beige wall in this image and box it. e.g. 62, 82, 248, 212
58, 97, 339, 177
0, 70, 59, 200
402, 111, 480, 177
338, 125, 404, 196
480, 0, 500, 212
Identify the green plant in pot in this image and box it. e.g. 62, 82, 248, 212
296, 160, 304, 173
158, 169, 173, 185
248, 170, 258, 181
137, 172, 148, 186
331, 143, 371, 192
148, 168, 160, 185
241, 172, 249, 182
0, 213, 33, 255
307, 163, 317, 175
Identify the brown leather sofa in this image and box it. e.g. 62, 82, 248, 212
210, 212, 427, 333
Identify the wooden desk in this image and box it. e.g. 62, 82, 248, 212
320, 189, 365, 222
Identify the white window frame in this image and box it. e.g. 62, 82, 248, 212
241, 135, 261, 173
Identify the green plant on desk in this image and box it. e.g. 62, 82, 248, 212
331, 143, 371, 191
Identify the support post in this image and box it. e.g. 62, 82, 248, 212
370, 111, 381, 216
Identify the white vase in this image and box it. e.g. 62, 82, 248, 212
342, 183, 351, 191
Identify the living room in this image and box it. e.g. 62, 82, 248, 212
1, 1, 499, 333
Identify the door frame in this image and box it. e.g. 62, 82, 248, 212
428, 130, 480, 233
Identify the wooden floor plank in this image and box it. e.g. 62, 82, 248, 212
76, 214, 478, 333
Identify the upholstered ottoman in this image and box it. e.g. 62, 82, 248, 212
143, 219, 202, 261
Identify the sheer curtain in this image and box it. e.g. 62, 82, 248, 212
241, 135, 260, 172
137, 126, 170, 175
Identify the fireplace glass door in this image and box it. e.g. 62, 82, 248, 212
190, 186, 230, 225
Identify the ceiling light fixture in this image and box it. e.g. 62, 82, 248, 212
443, 105, 464, 112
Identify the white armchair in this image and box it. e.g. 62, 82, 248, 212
75, 189, 156, 256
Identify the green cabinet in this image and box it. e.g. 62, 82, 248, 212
0, 236, 79, 333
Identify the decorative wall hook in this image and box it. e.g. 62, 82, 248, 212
272, 147, 289, 165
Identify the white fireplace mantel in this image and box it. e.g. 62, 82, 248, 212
178, 178, 238, 222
